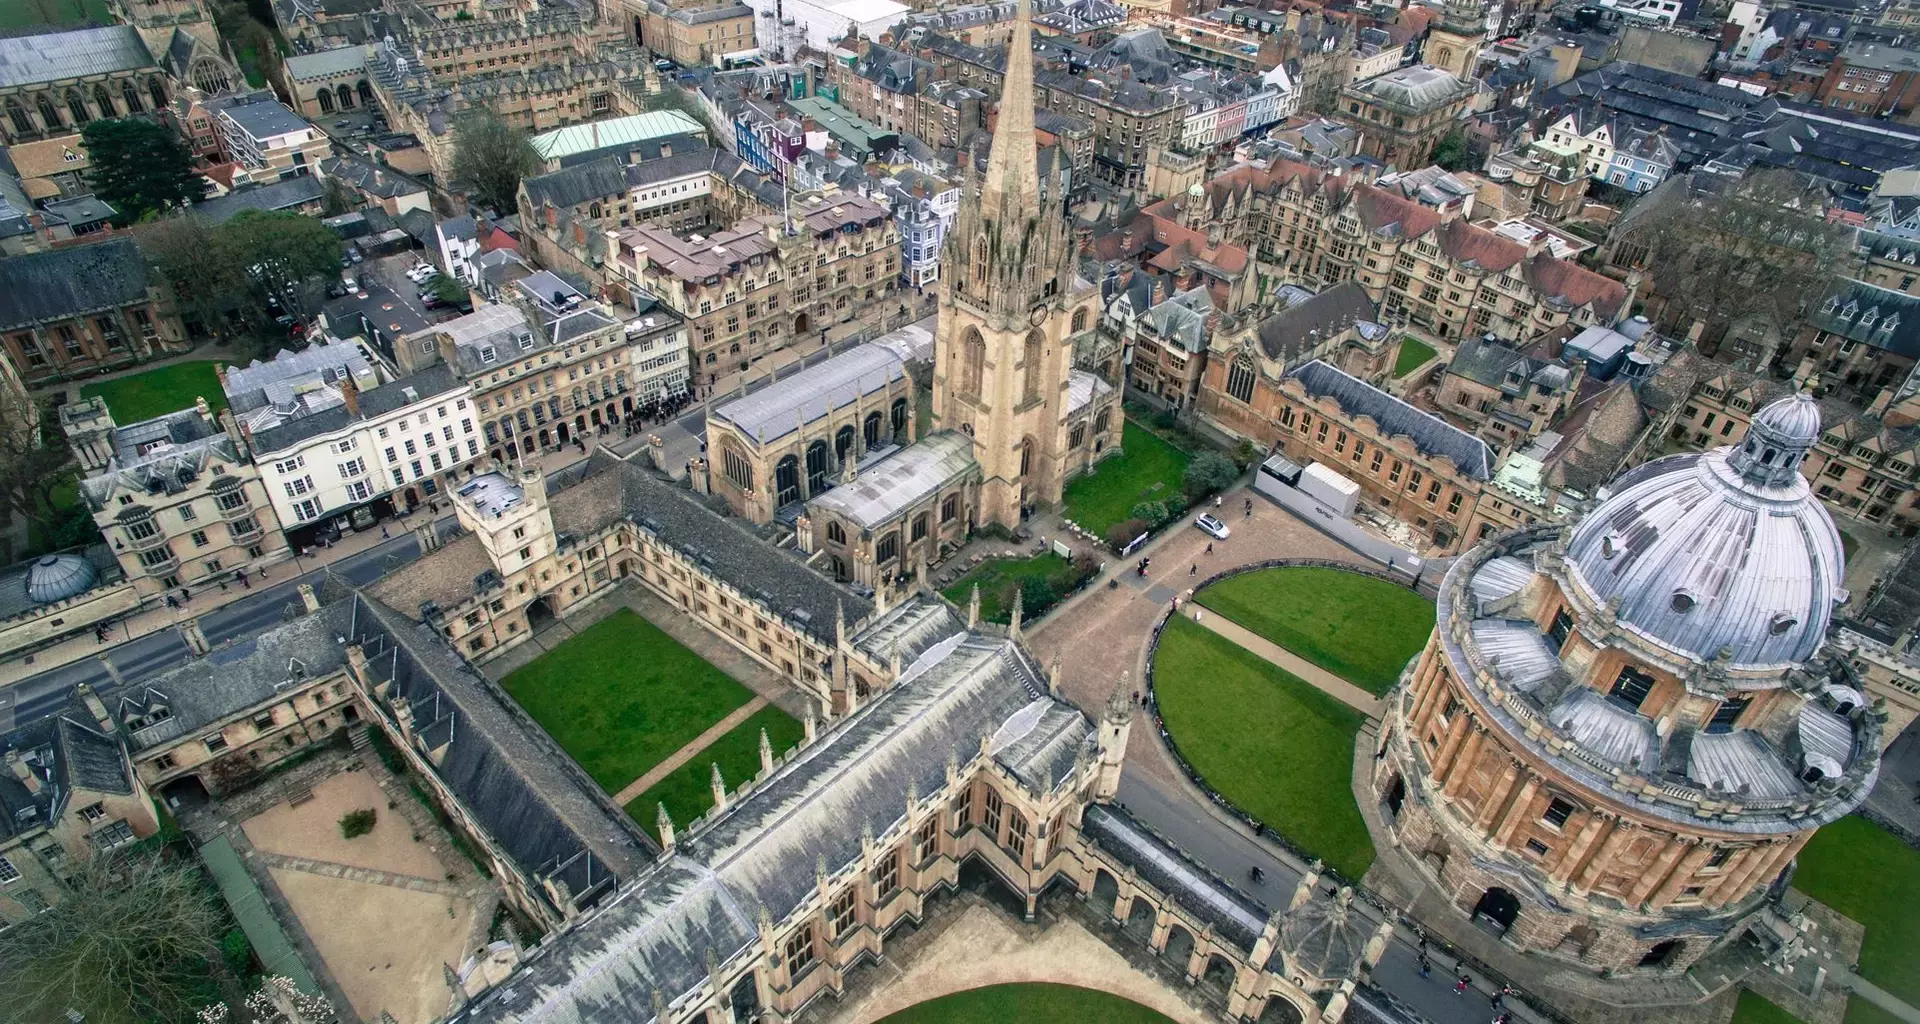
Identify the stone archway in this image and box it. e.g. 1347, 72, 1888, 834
1472, 887, 1521, 935
1638, 939, 1684, 971
1383, 773, 1406, 819
1161, 922, 1195, 968
1121, 896, 1156, 944
1198, 953, 1237, 1002
1257, 991, 1307, 1024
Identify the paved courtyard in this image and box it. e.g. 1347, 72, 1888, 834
240, 770, 486, 1024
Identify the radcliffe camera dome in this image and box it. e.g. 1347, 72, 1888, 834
1563, 393, 1845, 671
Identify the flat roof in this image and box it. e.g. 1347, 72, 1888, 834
808, 432, 976, 529
456, 472, 523, 518
529, 111, 706, 160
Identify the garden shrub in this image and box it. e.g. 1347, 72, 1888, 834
338, 808, 377, 839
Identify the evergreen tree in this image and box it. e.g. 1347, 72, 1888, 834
81, 118, 209, 223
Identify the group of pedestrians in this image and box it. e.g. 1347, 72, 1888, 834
1417, 939, 1519, 1024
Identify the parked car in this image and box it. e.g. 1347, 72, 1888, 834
1194, 513, 1230, 540
346, 247, 363, 264
405, 263, 437, 283
341, 275, 358, 292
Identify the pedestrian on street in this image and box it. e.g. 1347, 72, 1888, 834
179, 588, 190, 604
1190, 563, 1197, 577
164, 595, 177, 609
1455, 975, 1470, 996
218, 580, 228, 592
1205, 541, 1213, 555
240, 574, 250, 589
258, 567, 268, 581
1214, 494, 1222, 508
1490, 989, 1504, 1010
1418, 954, 1430, 978
381, 524, 390, 538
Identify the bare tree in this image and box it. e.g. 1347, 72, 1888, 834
0, 384, 81, 547
0, 852, 228, 1024
450, 107, 540, 214
1619, 169, 1855, 348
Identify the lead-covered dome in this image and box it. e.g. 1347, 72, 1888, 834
26, 554, 97, 604
1564, 393, 1844, 672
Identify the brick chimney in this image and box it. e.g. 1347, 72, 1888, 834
340, 374, 361, 418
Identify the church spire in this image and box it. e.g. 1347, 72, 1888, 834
983, 0, 1039, 218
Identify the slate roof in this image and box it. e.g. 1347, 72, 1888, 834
119, 601, 359, 752
0, 25, 154, 89
807, 432, 978, 530
448, 621, 1087, 1023
1809, 281, 1920, 360
1253, 282, 1382, 362
54, 715, 132, 795
0, 238, 153, 330
283, 46, 367, 81
1081, 804, 1271, 954
712, 343, 908, 446
191, 176, 326, 223
1286, 360, 1494, 479
249, 364, 465, 454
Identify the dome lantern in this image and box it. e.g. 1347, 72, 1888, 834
1726, 392, 1822, 491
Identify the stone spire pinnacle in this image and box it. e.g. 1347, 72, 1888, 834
982, 0, 1039, 217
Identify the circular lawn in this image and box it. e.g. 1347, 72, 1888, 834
1193, 566, 1434, 695
872, 983, 1177, 1023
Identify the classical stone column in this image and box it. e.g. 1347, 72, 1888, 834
1441, 727, 1487, 799
1550, 812, 1610, 887
1649, 842, 1718, 911
1628, 836, 1692, 908
1573, 819, 1635, 897
1491, 774, 1543, 850
1473, 761, 1523, 833
1700, 846, 1759, 910
1430, 709, 1472, 778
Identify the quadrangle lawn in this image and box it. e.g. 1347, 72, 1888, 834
1730, 991, 1800, 1024
1061, 420, 1192, 537
872, 984, 1175, 1024
1195, 566, 1433, 695
625, 704, 803, 840
80, 361, 229, 424
1790, 815, 1920, 1024
940, 552, 1077, 624
1153, 615, 1374, 878
500, 608, 756, 793
1395, 337, 1438, 378
0, 0, 111, 29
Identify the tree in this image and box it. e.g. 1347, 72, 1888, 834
1619, 169, 1852, 348
0, 852, 228, 1024
0, 385, 89, 554
1184, 450, 1240, 500
450, 108, 539, 214
137, 210, 340, 358
135, 215, 248, 342
320, 176, 359, 217
225, 209, 343, 322
81, 118, 208, 224
1430, 129, 1468, 172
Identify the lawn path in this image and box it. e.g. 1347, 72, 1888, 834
613, 696, 770, 806
1188, 610, 1383, 717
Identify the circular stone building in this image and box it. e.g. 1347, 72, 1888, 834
1369, 393, 1884, 974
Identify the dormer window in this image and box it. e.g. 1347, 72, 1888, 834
1670, 591, 1696, 613
1860, 310, 1878, 330
1882, 314, 1899, 334
1840, 302, 1857, 321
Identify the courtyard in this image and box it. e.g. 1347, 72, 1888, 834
239, 770, 481, 1024
499, 608, 762, 794
939, 552, 1091, 624
870, 984, 1176, 1023
1152, 615, 1375, 878
1061, 421, 1193, 537
1194, 566, 1433, 695
627, 703, 805, 838
80, 360, 229, 423
1394, 337, 1438, 378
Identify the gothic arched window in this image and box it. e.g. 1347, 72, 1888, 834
317, 89, 334, 114
890, 397, 908, 440
6, 99, 31, 136
65, 89, 89, 126
827, 521, 845, 544
835, 425, 856, 466
148, 78, 167, 111
1071, 306, 1089, 333
722, 444, 753, 490
1227, 356, 1257, 404
121, 79, 142, 113
337, 84, 354, 110
970, 235, 988, 293
863, 411, 883, 451
92, 83, 115, 119
37, 94, 61, 130
1022, 330, 1043, 403
1019, 437, 1035, 477
806, 440, 829, 492
959, 327, 986, 398
1095, 408, 1111, 434
774, 455, 800, 506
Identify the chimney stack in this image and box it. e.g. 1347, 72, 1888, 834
340, 375, 361, 418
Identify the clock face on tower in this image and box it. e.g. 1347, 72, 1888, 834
1030, 304, 1047, 326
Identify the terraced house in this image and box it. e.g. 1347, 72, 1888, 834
1186, 160, 1632, 341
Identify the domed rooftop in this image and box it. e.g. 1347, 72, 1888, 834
1564, 394, 1844, 672
26, 554, 97, 604
1281, 885, 1369, 981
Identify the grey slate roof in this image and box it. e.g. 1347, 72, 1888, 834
54, 715, 132, 795
806, 432, 977, 530
0, 238, 152, 330
192, 176, 326, 224
1081, 804, 1269, 954
249, 364, 464, 454
1254, 282, 1382, 362
283, 45, 367, 81
1286, 360, 1493, 480
449, 625, 1087, 1024
0, 25, 154, 89
713, 343, 907, 446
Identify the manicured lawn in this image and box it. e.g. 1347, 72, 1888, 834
940, 552, 1081, 624
1731, 991, 1801, 1024
625, 704, 803, 839
872, 984, 1176, 1024
1195, 566, 1433, 695
1840, 529, 1859, 567
500, 608, 756, 793
0, 0, 111, 29
1061, 420, 1192, 536
80, 361, 228, 424
1153, 615, 1374, 878
1791, 815, 1920, 1024
1395, 337, 1437, 378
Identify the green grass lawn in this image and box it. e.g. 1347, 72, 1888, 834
1790, 815, 1920, 1024
1840, 529, 1859, 567
500, 609, 757, 793
1195, 566, 1433, 695
80, 361, 228, 424
625, 704, 803, 839
1153, 615, 1374, 878
872, 984, 1176, 1024
23, 471, 89, 558
0, 0, 111, 29
940, 552, 1078, 624
1731, 990, 1801, 1024
1394, 337, 1438, 378
1061, 420, 1192, 536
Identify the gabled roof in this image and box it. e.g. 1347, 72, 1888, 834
1286, 360, 1494, 479
0, 238, 152, 331
1253, 282, 1381, 362
0, 25, 153, 89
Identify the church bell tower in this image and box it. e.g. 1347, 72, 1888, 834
931, 0, 1096, 529
1422, 0, 1485, 81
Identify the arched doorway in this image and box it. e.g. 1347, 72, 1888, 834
1638, 939, 1684, 970
794, 312, 810, 337
1471, 887, 1521, 935
159, 774, 211, 810
555, 422, 570, 443
1087, 869, 1119, 918
1384, 774, 1406, 819
1258, 993, 1306, 1024
1122, 896, 1155, 944
1199, 954, 1237, 1000
525, 596, 556, 633
1161, 923, 1195, 967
